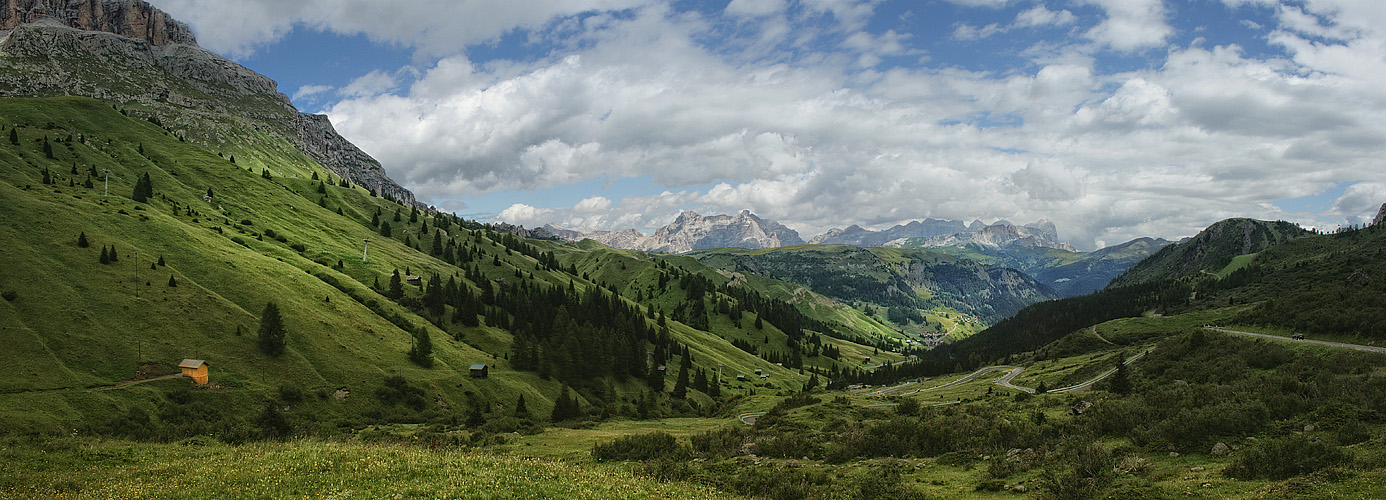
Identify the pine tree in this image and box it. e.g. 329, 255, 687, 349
408, 329, 433, 367
77, 232, 88, 248
99, 245, 110, 264
41, 168, 51, 184
550, 386, 579, 422
379, 222, 392, 237
157, 255, 165, 266
43, 137, 54, 159
132, 172, 153, 202
258, 301, 287, 356
7, 127, 16, 145
388, 270, 404, 300
514, 394, 529, 419
109, 244, 118, 262
206, 187, 214, 199
1109, 362, 1131, 395
229, 155, 236, 164
311, 171, 319, 180
672, 363, 690, 399
167, 275, 177, 287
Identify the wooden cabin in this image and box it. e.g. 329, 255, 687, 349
178, 359, 208, 385
406, 276, 422, 286
469, 363, 489, 378
736, 374, 747, 382
753, 369, 763, 376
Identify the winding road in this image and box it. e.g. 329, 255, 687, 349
1206, 327, 1386, 354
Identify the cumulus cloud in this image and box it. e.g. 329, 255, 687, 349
1082, 0, 1173, 51
158, 0, 1386, 249
148, 0, 651, 58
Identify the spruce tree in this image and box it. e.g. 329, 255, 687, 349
157, 255, 165, 266
43, 137, 54, 159
408, 329, 433, 367
550, 386, 579, 422
388, 270, 404, 300
41, 168, 51, 184
99, 245, 110, 264
77, 232, 88, 248
514, 394, 529, 419
109, 244, 118, 262
167, 275, 177, 287
7, 127, 16, 145
258, 301, 287, 356
379, 221, 392, 237
672, 363, 690, 399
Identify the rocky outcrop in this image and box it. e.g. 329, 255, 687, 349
0, 0, 195, 46
1373, 203, 1385, 227
0, 3, 416, 206
547, 210, 805, 253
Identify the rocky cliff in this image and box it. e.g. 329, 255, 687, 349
1373, 203, 1385, 227
0, 0, 416, 205
0, 0, 194, 45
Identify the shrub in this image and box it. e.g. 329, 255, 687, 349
591, 432, 688, 461
691, 426, 749, 458
1, 291, 16, 302
1224, 434, 1350, 480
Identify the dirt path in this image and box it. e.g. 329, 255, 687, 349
90, 373, 185, 391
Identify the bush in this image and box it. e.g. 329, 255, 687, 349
1, 291, 16, 302
591, 432, 688, 461
1224, 434, 1351, 480
691, 426, 749, 458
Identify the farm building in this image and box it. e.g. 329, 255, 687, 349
469, 363, 489, 378
178, 359, 208, 385
406, 276, 422, 286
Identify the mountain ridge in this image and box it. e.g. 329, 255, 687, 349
0, 1, 416, 206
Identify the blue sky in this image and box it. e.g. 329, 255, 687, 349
149, 0, 1386, 249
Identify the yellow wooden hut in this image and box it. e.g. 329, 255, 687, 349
178, 359, 209, 385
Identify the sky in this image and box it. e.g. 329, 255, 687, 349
146, 0, 1386, 250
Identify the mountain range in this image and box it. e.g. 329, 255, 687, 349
545, 212, 1076, 253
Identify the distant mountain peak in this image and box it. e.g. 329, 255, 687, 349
1373, 203, 1385, 226
546, 210, 804, 253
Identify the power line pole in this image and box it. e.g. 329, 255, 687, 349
103, 169, 110, 197
362, 238, 371, 262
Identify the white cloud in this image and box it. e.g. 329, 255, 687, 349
1082, 0, 1173, 51
148, 0, 651, 58
1014, 5, 1077, 28
726, 0, 787, 18
339, 70, 401, 98
153, 1, 1386, 250
291, 84, 333, 102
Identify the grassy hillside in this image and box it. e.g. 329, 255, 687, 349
0, 96, 858, 437
924, 238, 1167, 298
1108, 218, 1309, 288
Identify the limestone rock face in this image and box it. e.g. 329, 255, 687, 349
0, 0, 195, 46
1373, 203, 1385, 227
809, 218, 969, 246
546, 211, 806, 253
0, 2, 416, 206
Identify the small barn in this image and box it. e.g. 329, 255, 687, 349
469, 363, 489, 378
406, 276, 422, 286
736, 374, 747, 382
178, 359, 209, 385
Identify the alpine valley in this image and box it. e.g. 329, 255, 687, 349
2, 2, 1386, 500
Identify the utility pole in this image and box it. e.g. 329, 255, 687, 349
103, 169, 110, 197
133, 251, 138, 299
362, 238, 371, 262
